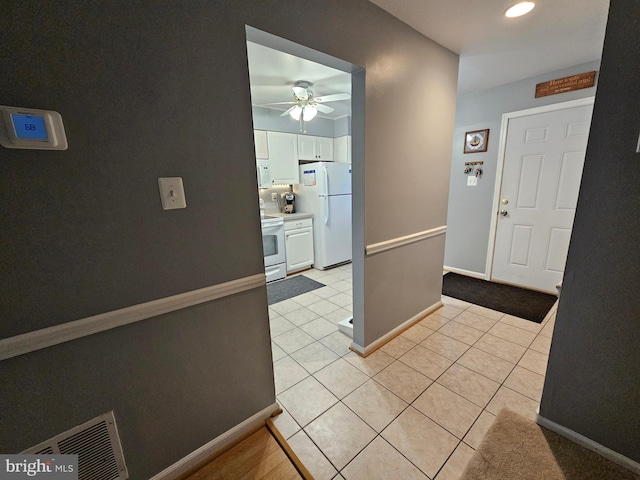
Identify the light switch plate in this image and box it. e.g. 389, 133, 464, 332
158, 177, 186, 210
467, 176, 478, 186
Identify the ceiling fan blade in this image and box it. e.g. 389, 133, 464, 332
280, 106, 298, 116
292, 86, 308, 99
314, 103, 335, 114
258, 101, 297, 106
314, 93, 351, 103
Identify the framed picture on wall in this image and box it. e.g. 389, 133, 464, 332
464, 129, 489, 153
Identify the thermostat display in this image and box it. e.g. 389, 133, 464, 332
0, 105, 67, 150
11, 114, 48, 140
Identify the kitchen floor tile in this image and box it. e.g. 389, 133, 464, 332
307, 299, 342, 316
300, 317, 338, 340
273, 327, 317, 354
401, 324, 435, 343
456, 347, 515, 383
327, 292, 352, 307
319, 331, 352, 356
530, 334, 552, 354
305, 403, 377, 471
486, 386, 539, 420
283, 307, 319, 326
500, 314, 543, 333
379, 335, 416, 358
437, 363, 500, 408
487, 322, 536, 347
399, 345, 453, 380
322, 307, 352, 324
420, 331, 470, 361
343, 379, 408, 432
314, 286, 341, 299
314, 358, 369, 399
332, 280, 353, 292
438, 321, 484, 345
413, 383, 482, 439
288, 430, 338, 480
474, 333, 527, 364
270, 406, 300, 440
504, 365, 545, 401
273, 356, 309, 394
344, 350, 394, 376
278, 376, 338, 427
269, 316, 297, 336
318, 274, 342, 285
466, 304, 505, 321
434, 441, 475, 480
382, 407, 459, 479
463, 410, 496, 449
434, 305, 464, 319
302, 268, 330, 280
342, 436, 428, 480
420, 313, 451, 331
373, 361, 432, 403
271, 342, 287, 362
291, 290, 323, 307
518, 348, 549, 375
271, 298, 304, 316
540, 320, 555, 338
291, 342, 339, 374
441, 295, 472, 309
454, 310, 499, 332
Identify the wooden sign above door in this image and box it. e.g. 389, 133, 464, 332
535, 71, 597, 98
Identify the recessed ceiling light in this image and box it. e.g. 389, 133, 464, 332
505, 1, 535, 18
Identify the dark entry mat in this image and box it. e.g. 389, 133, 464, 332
267, 275, 325, 305
442, 272, 557, 323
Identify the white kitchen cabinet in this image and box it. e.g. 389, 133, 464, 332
298, 135, 333, 161
254, 130, 269, 159
284, 217, 314, 273
267, 131, 299, 185
333, 135, 351, 163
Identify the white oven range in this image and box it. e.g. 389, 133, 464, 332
261, 216, 286, 282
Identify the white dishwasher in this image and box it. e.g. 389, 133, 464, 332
284, 217, 314, 273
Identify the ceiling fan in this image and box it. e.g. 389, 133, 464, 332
260, 80, 351, 122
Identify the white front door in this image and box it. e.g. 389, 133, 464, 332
491, 102, 593, 293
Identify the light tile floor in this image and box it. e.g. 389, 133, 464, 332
269, 265, 556, 480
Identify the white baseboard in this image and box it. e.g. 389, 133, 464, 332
443, 266, 485, 279
536, 414, 640, 476
350, 301, 442, 356
150, 402, 279, 480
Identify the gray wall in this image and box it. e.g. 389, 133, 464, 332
444, 61, 600, 275
0, 1, 457, 478
539, 0, 640, 462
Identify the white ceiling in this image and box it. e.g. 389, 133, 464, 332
247, 42, 352, 119
368, 0, 610, 94
247, 1, 610, 118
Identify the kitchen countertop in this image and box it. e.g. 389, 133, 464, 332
265, 212, 314, 220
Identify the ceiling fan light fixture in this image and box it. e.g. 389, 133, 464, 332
505, 1, 535, 18
303, 105, 318, 121
289, 105, 303, 121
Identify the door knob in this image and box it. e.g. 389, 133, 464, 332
500, 210, 508, 216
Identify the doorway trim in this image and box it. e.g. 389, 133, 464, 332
484, 96, 596, 282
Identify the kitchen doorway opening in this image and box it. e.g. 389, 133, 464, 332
245, 25, 365, 369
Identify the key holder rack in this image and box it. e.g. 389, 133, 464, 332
464, 161, 484, 177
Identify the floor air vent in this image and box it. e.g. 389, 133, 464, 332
23, 411, 128, 480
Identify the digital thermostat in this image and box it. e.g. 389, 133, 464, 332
0, 105, 68, 150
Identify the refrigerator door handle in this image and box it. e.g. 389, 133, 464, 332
324, 164, 329, 225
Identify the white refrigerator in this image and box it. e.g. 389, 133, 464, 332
294, 162, 352, 270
